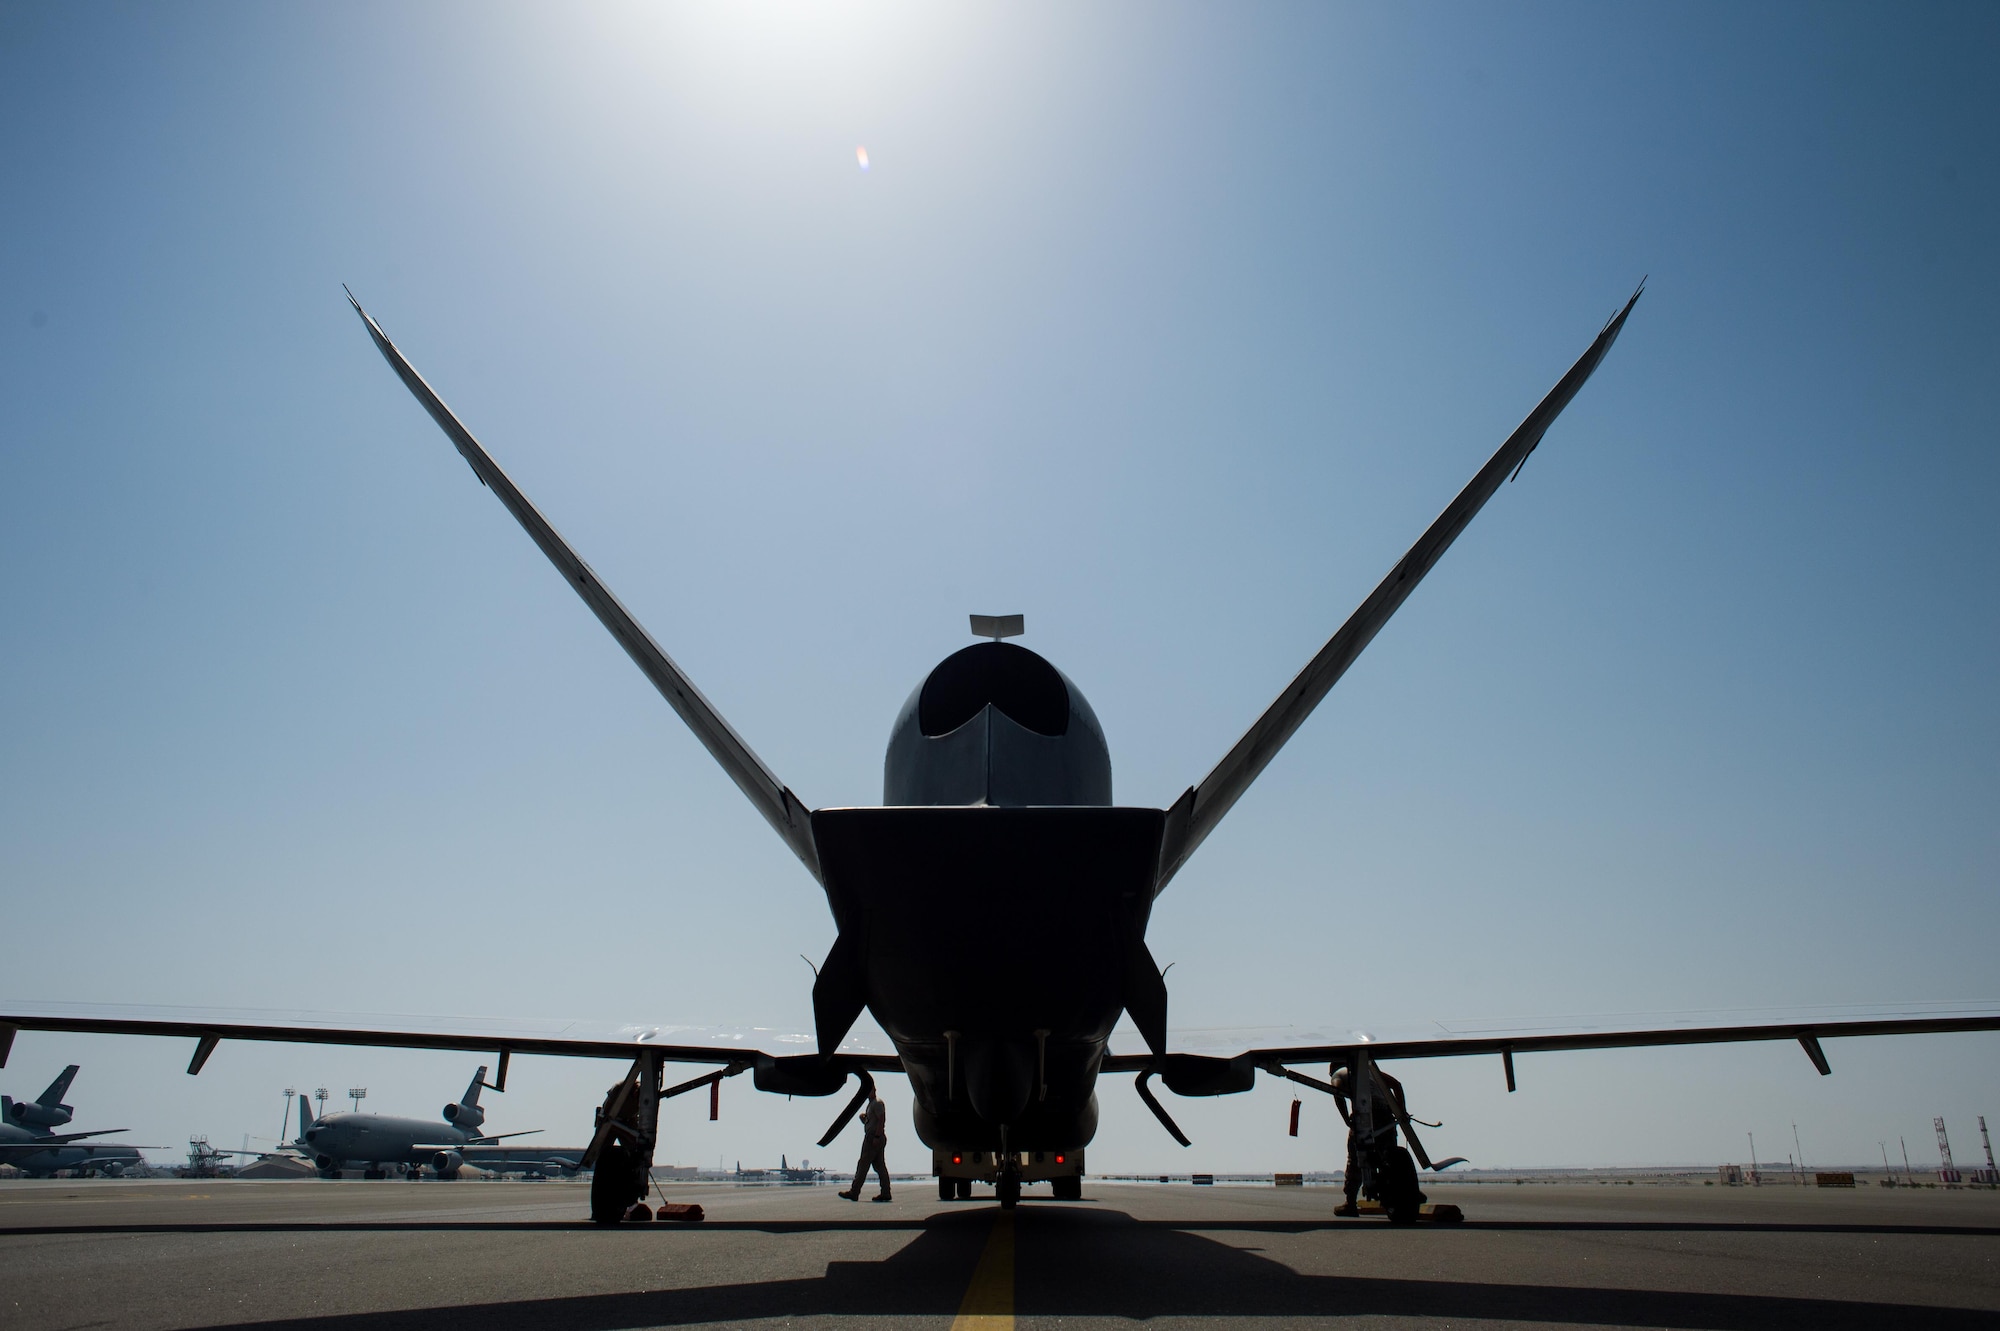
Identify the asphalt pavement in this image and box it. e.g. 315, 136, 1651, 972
3, 1176, 1997, 1329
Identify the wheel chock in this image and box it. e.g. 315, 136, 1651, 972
653, 1202, 705, 1223
1353, 1201, 1463, 1223
622, 1202, 654, 1223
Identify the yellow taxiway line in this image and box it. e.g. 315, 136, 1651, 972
949, 1209, 1014, 1330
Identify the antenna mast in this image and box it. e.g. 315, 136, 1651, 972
1935, 1116, 1961, 1183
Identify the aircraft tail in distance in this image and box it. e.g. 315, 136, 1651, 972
298, 1092, 314, 1141
38, 1065, 78, 1106
462, 1066, 488, 1109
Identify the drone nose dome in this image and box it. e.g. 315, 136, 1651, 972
918, 643, 1069, 738
885, 642, 1112, 806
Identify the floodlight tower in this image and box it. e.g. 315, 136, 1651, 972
281, 1087, 296, 1143
1935, 1116, 1960, 1183
315, 1086, 328, 1119
349, 1087, 367, 1113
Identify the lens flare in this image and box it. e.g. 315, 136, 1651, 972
856, 146, 870, 172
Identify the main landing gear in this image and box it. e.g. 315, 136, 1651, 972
1369, 1144, 1425, 1225
586, 1054, 662, 1225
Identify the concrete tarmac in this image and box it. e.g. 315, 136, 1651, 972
3, 1177, 1998, 1329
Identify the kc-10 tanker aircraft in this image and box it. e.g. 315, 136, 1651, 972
0, 1065, 146, 1177
6, 283, 1999, 1222
294, 1065, 542, 1178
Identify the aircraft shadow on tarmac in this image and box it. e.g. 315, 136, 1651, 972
133, 1205, 1994, 1331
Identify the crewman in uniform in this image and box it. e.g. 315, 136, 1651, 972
839, 1090, 892, 1202
1330, 1061, 1413, 1217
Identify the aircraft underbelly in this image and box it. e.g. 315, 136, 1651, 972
812, 805, 1163, 1149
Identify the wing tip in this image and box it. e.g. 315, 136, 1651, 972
1601, 277, 1645, 334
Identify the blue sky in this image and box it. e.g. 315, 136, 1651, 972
3, 0, 1996, 1174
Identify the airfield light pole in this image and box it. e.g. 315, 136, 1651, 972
315, 1087, 328, 1119
1792, 1121, 1807, 1184
281, 1087, 295, 1144
1936, 1116, 1958, 1182
349, 1087, 367, 1113
1901, 1136, 1912, 1181
1747, 1132, 1760, 1186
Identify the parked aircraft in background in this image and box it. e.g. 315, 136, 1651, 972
459, 1147, 587, 1178
735, 1155, 827, 1184
0, 1065, 146, 1177
8, 283, 2000, 1225
299, 1065, 540, 1178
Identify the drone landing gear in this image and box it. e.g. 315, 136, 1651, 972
995, 1126, 1021, 1209
585, 1055, 746, 1224
587, 1053, 662, 1225
1371, 1145, 1425, 1225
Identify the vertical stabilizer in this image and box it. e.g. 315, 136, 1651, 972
38, 1065, 78, 1106
298, 1092, 314, 1143
462, 1066, 488, 1109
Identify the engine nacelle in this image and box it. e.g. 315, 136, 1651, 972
442, 1102, 485, 1131
431, 1150, 464, 1174
7, 1098, 73, 1129
314, 1154, 336, 1172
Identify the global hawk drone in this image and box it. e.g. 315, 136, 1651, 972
9, 282, 1998, 1222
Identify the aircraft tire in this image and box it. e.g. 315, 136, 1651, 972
938, 1176, 955, 1201
956, 1177, 973, 1200
1383, 1147, 1424, 1225
996, 1174, 1020, 1209
1052, 1174, 1082, 1201
591, 1139, 639, 1224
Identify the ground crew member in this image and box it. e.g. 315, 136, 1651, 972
1329, 1062, 1411, 1216
838, 1090, 891, 1202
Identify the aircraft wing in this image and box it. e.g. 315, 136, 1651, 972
0, 1001, 905, 1076
0, 1128, 129, 1147
1099, 1000, 2000, 1080
1155, 285, 1645, 893
344, 291, 821, 882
